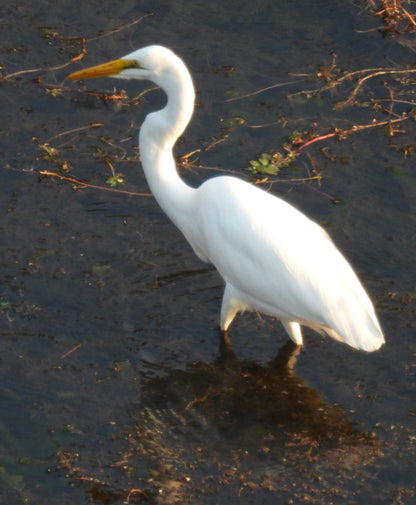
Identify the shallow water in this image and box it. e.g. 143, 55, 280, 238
1, 1, 416, 504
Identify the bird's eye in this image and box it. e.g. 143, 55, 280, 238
128, 60, 142, 69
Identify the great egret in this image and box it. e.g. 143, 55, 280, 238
67, 45, 384, 352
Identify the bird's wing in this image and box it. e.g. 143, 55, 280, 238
192, 176, 383, 350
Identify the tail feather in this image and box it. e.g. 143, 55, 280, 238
323, 299, 385, 351
323, 325, 384, 352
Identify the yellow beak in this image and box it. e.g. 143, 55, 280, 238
67, 58, 136, 80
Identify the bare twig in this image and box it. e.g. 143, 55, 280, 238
44, 123, 104, 144
60, 343, 82, 359
87, 13, 153, 41
335, 68, 416, 109
1, 40, 87, 81
39, 170, 151, 196
225, 79, 304, 103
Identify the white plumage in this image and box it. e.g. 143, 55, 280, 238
68, 45, 384, 352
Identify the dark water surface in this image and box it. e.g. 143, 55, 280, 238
1, 1, 415, 504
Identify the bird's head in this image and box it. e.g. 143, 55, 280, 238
67, 45, 183, 88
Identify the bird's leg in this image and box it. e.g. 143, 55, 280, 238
220, 328, 232, 348
281, 320, 304, 346
220, 283, 245, 334
218, 284, 244, 351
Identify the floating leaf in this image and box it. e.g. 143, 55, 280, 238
248, 151, 295, 175
106, 175, 125, 187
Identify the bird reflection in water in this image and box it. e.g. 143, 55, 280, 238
130, 341, 379, 499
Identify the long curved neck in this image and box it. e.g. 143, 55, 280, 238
139, 61, 195, 231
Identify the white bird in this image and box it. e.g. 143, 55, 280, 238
67, 45, 384, 352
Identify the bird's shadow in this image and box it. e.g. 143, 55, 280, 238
130, 338, 379, 472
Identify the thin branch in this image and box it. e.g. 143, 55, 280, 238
289, 66, 416, 108
44, 123, 104, 144
38, 170, 151, 196
296, 114, 410, 152
60, 343, 82, 359
0, 67, 42, 81
1, 42, 87, 81
225, 79, 305, 103
87, 13, 153, 41
402, 6, 416, 26
335, 68, 416, 108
